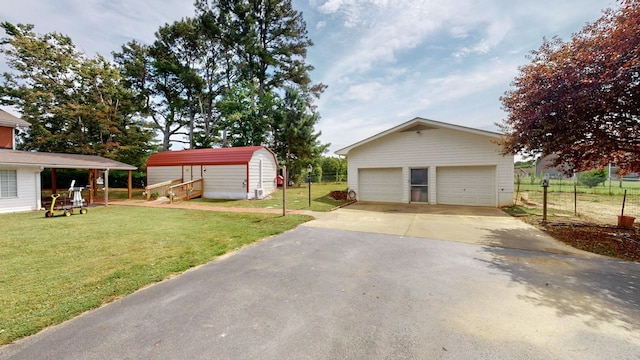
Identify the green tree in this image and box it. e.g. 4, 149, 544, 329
217, 80, 275, 147
194, 0, 326, 98
194, 0, 327, 158
0, 22, 155, 168
321, 156, 347, 182
271, 87, 328, 174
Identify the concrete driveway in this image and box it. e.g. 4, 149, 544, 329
304, 202, 595, 256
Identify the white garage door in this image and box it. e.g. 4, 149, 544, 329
436, 166, 496, 206
358, 168, 402, 202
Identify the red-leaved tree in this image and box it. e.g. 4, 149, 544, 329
499, 0, 640, 174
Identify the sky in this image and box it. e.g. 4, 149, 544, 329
0, 0, 616, 155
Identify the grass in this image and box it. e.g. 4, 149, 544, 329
46, 183, 349, 212
0, 206, 311, 345
515, 178, 640, 195
180, 182, 347, 212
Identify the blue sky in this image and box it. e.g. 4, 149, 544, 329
1, 0, 615, 154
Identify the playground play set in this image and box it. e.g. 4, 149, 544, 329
45, 180, 88, 217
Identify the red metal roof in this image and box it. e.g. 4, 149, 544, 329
146, 146, 273, 167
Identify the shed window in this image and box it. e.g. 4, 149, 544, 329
0, 169, 17, 198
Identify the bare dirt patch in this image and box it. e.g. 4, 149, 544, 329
540, 222, 640, 262
509, 188, 640, 262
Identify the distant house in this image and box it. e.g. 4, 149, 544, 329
335, 117, 514, 207
146, 146, 278, 200
535, 154, 639, 180
535, 154, 573, 179
0, 109, 136, 214
515, 167, 534, 178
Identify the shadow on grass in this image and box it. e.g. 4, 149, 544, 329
479, 226, 640, 333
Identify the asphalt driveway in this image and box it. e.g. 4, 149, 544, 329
1, 204, 639, 359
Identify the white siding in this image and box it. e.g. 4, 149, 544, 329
248, 148, 277, 198
147, 166, 182, 186
202, 164, 247, 199
0, 166, 40, 213
347, 127, 514, 206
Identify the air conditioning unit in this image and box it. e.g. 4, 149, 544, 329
255, 188, 264, 199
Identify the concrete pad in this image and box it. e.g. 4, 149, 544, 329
304, 202, 596, 257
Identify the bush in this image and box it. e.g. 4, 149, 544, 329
578, 169, 607, 188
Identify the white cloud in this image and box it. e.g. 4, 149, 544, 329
343, 82, 384, 101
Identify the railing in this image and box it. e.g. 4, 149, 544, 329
167, 179, 203, 203
144, 178, 183, 200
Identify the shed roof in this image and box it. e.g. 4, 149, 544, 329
0, 150, 137, 170
0, 109, 30, 128
335, 117, 502, 156
146, 146, 274, 167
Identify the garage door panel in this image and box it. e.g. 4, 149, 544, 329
436, 166, 495, 206
359, 168, 402, 202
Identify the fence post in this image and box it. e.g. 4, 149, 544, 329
541, 178, 549, 222
574, 183, 577, 216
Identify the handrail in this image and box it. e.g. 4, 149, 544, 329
167, 178, 203, 203
144, 178, 182, 200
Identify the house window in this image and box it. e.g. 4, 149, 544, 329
410, 168, 428, 202
0, 169, 18, 198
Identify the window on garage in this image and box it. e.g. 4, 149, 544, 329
0, 169, 18, 198
410, 168, 428, 202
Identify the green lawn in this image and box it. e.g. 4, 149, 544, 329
173, 182, 347, 211
515, 178, 640, 195
0, 206, 311, 345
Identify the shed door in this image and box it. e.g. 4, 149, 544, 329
358, 168, 402, 202
436, 166, 496, 206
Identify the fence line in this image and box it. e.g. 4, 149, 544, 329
514, 177, 640, 223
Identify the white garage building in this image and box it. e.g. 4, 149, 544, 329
335, 118, 514, 207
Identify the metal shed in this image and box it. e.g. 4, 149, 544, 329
146, 146, 278, 200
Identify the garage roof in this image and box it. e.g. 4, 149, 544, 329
0, 150, 137, 170
335, 117, 502, 155
146, 146, 273, 167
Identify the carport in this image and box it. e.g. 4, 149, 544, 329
0, 150, 136, 211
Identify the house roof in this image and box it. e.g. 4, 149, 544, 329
0, 109, 30, 128
146, 146, 274, 167
0, 150, 137, 170
335, 117, 502, 156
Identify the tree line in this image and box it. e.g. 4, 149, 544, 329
0, 0, 328, 175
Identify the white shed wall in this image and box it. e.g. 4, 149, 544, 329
346, 128, 513, 207
0, 166, 41, 214
248, 148, 277, 198
147, 166, 182, 186
202, 164, 248, 199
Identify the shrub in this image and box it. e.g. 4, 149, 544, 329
578, 169, 607, 188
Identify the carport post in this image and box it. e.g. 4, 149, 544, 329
104, 168, 109, 206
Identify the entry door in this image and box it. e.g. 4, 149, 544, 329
410, 168, 428, 202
